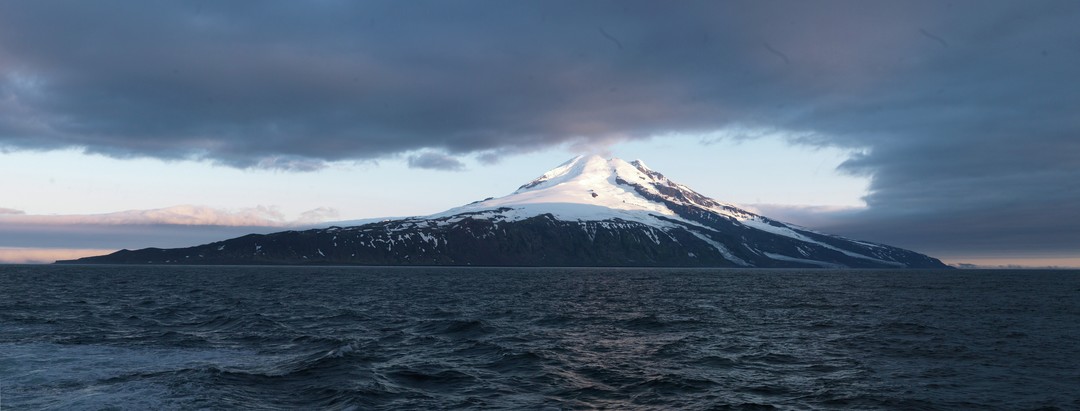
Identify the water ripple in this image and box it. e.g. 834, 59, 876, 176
1, 266, 1079, 409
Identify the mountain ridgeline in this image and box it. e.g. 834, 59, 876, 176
60, 156, 948, 268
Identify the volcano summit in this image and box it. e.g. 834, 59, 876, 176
61, 155, 947, 268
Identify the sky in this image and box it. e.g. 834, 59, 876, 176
1, 1, 1078, 267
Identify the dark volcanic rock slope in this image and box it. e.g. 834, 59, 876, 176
62, 156, 948, 268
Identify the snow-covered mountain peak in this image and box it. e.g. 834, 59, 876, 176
436, 155, 676, 222
516, 154, 609, 191
431, 154, 764, 227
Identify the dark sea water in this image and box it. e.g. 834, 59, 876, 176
1, 266, 1079, 410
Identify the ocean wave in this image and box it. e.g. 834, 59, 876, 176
2, 265, 1078, 410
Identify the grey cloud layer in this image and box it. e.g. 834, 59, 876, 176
1, 1, 1078, 257
407, 152, 466, 171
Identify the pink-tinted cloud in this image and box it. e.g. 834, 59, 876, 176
0, 205, 347, 262
946, 257, 1080, 270
0, 247, 117, 264
0, 205, 338, 227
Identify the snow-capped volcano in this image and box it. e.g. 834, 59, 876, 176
61, 155, 948, 268
437, 154, 760, 227
435, 155, 685, 224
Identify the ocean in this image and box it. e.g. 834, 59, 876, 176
1, 265, 1078, 410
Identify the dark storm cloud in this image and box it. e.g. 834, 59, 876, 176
407, 151, 466, 171
0, 1, 1078, 257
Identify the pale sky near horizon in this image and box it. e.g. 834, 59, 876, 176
1, 134, 889, 265
0, 134, 867, 219
2, 1, 1078, 267
2, 138, 1077, 268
